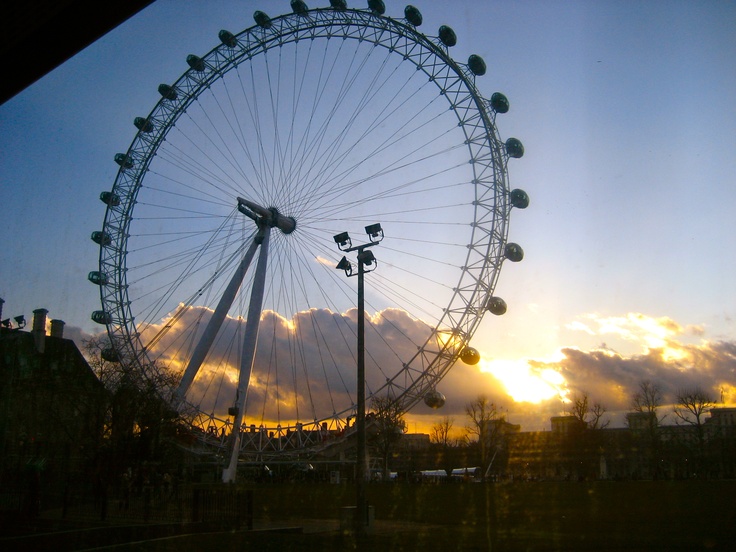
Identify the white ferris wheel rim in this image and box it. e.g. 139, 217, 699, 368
92, 3, 525, 456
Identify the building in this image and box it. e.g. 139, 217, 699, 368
706, 407, 736, 430
0, 308, 108, 512
397, 432, 431, 451
506, 409, 736, 481
550, 415, 586, 436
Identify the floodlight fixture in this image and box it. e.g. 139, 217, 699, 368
358, 249, 376, 268
336, 256, 353, 276
333, 231, 351, 250
364, 223, 383, 242
14, 315, 26, 329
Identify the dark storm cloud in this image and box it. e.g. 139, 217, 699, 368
143, 305, 439, 422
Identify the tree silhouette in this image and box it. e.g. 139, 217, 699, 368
674, 386, 715, 475
431, 415, 458, 476
430, 416, 455, 447
674, 387, 715, 429
368, 395, 407, 481
628, 380, 666, 478
631, 380, 665, 420
464, 395, 504, 479
82, 337, 180, 475
568, 392, 609, 430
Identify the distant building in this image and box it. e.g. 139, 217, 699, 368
505, 408, 736, 481
397, 432, 431, 451
706, 407, 736, 429
625, 411, 657, 433
0, 308, 108, 510
489, 418, 521, 437
550, 415, 586, 435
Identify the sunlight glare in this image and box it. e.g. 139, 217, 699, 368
479, 359, 566, 404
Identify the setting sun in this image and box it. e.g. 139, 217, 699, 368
479, 358, 567, 404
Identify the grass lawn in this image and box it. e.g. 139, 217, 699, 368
248, 479, 736, 551
5, 480, 734, 551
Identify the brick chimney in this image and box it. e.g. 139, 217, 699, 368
32, 308, 48, 353
50, 319, 65, 339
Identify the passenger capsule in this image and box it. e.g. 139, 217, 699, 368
91, 310, 112, 325
91, 230, 112, 246
505, 137, 525, 158
404, 5, 422, 26
99, 191, 120, 206
424, 390, 446, 409
219, 29, 237, 47
330, 0, 347, 9
438, 25, 457, 47
490, 92, 509, 114
186, 54, 205, 72
486, 296, 507, 316
368, 0, 385, 14
291, 0, 308, 15
88, 271, 109, 286
460, 347, 481, 365
114, 153, 133, 169
504, 243, 524, 262
510, 189, 530, 209
468, 54, 486, 76
254, 10, 272, 28
134, 116, 153, 133
101, 347, 120, 362
158, 84, 177, 101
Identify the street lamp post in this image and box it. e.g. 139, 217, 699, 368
334, 223, 383, 535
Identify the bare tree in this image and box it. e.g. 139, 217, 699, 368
431, 415, 458, 476
464, 395, 504, 479
630, 380, 666, 426
589, 402, 609, 430
568, 392, 609, 430
82, 337, 180, 472
674, 386, 715, 458
631, 380, 664, 416
368, 395, 407, 481
82, 335, 125, 391
430, 416, 455, 447
569, 393, 589, 425
628, 380, 666, 477
674, 387, 715, 427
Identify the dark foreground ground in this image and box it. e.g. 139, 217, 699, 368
3, 480, 735, 551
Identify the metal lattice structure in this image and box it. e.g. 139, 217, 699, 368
90, 2, 528, 462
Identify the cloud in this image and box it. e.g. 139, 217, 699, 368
578, 313, 686, 348
411, 313, 736, 433
65, 308, 736, 435
559, 313, 734, 397
516, 314, 736, 428
62, 324, 95, 346
135, 304, 436, 426
565, 320, 595, 335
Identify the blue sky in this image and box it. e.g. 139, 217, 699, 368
1, 0, 734, 430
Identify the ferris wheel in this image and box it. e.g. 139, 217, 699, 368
90, 0, 528, 469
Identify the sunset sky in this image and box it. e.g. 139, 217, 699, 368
1, 0, 734, 434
